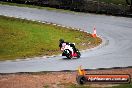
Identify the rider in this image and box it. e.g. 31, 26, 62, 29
59, 39, 77, 54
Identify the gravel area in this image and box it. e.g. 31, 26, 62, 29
0, 68, 132, 88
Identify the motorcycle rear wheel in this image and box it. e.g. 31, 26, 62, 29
76, 49, 81, 58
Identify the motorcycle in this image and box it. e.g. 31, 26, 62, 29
61, 43, 81, 59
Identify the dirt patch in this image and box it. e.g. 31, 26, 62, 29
0, 68, 132, 88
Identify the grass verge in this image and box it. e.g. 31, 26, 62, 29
67, 83, 132, 88
0, 1, 73, 13
109, 83, 132, 88
0, 16, 102, 61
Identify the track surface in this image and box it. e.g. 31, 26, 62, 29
0, 5, 132, 73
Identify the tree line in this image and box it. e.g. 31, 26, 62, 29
1, 0, 132, 16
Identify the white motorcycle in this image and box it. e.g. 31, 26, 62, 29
61, 43, 81, 59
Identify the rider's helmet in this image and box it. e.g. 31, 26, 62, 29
59, 39, 64, 43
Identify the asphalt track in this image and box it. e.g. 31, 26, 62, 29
0, 5, 132, 73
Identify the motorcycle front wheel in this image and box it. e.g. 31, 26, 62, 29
66, 54, 72, 59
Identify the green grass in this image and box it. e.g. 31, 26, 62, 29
67, 83, 132, 88
109, 83, 132, 88
0, 16, 101, 60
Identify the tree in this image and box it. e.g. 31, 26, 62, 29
126, 0, 132, 11
126, 0, 132, 7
